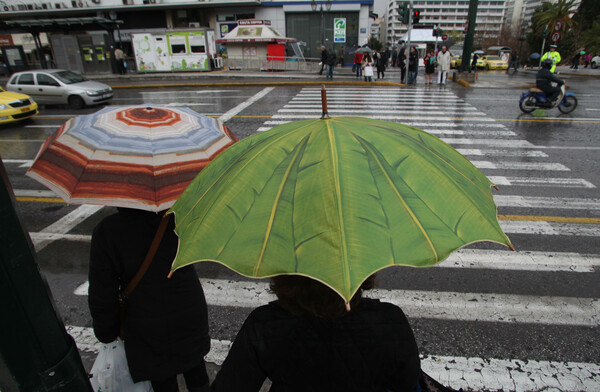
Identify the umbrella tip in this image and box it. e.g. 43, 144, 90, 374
167, 270, 174, 279
493, 185, 499, 191
345, 302, 351, 312
509, 244, 516, 251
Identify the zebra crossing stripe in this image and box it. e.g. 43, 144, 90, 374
277, 109, 488, 116
33, 205, 103, 252
283, 104, 479, 111
73, 278, 600, 326
457, 149, 548, 157
473, 161, 570, 171
271, 114, 496, 121
494, 195, 600, 210
488, 176, 595, 188
64, 325, 600, 391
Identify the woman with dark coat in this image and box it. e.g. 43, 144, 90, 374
210, 275, 421, 392
89, 207, 211, 392
408, 46, 419, 84
375, 52, 386, 79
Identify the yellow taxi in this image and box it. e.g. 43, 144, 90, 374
453, 54, 485, 69
0, 87, 38, 124
482, 55, 508, 70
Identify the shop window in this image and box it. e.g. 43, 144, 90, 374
171, 44, 186, 54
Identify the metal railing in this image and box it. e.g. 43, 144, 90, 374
223, 56, 321, 73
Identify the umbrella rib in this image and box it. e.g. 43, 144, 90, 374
351, 132, 439, 263
254, 135, 310, 276
327, 120, 351, 299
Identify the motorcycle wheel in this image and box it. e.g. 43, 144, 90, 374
558, 95, 578, 114
519, 96, 536, 113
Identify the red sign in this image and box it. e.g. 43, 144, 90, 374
551, 32, 561, 43
441, 34, 448, 41
0, 35, 13, 46
554, 21, 562, 31
464, 21, 469, 33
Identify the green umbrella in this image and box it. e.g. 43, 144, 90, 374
168, 117, 512, 302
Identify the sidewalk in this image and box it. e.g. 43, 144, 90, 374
1, 64, 597, 90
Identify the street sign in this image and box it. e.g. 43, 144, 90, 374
554, 21, 563, 31
464, 21, 469, 33
551, 31, 561, 43
442, 34, 448, 41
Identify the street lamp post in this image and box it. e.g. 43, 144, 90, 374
311, 0, 332, 48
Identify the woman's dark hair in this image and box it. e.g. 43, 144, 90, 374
365, 53, 372, 62
270, 274, 375, 319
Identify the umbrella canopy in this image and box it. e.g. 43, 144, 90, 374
355, 47, 374, 54
169, 117, 512, 302
473, 50, 485, 55
580, 51, 586, 55
529, 52, 541, 60
27, 105, 237, 212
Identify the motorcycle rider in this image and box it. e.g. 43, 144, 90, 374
536, 58, 564, 107
541, 44, 561, 73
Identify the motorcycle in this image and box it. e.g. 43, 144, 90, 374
519, 84, 578, 114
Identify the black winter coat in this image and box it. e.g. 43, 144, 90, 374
536, 68, 564, 91
326, 51, 337, 66
88, 208, 210, 382
211, 298, 421, 392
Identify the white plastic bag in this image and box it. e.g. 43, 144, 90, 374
90, 338, 151, 392
364, 65, 374, 77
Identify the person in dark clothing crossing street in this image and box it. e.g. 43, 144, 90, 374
319, 46, 328, 75
506, 50, 518, 73
89, 208, 211, 392
326, 49, 337, 79
536, 58, 564, 106
210, 275, 421, 392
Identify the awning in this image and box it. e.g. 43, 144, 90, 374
216, 22, 296, 45
1, 17, 123, 34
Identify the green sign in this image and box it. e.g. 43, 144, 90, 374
334, 18, 346, 43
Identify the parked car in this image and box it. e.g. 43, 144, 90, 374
591, 55, 600, 69
6, 69, 113, 109
481, 55, 508, 70
0, 87, 38, 125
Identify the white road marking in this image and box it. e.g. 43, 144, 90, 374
31, 205, 103, 251
264, 120, 507, 128
271, 114, 496, 122
500, 220, 600, 237
487, 176, 595, 188
473, 161, 570, 171
278, 109, 488, 116
494, 195, 600, 210
284, 104, 479, 110
73, 277, 600, 326
421, 129, 517, 137
457, 148, 548, 157
441, 248, 600, 272
441, 138, 534, 147
2, 159, 34, 168
140, 90, 240, 95
14, 189, 57, 198
218, 87, 275, 123
65, 325, 600, 391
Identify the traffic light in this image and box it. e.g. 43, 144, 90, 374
398, 4, 409, 24
413, 10, 421, 24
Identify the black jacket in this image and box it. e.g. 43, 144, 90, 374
211, 298, 421, 392
321, 49, 329, 62
408, 51, 418, 72
89, 208, 210, 382
326, 51, 337, 66
536, 68, 564, 91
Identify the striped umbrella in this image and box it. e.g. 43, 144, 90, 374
27, 105, 237, 212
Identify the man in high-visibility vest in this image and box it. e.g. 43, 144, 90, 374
541, 44, 561, 73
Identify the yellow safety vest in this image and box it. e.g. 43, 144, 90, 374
541, 51, 561, 73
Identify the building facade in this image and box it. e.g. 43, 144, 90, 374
386, 0, 506, 46
0, 0, 374, 70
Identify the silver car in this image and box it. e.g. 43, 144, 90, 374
6, 69, 113, 109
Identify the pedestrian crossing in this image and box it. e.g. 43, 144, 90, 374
5, 87, 600, 391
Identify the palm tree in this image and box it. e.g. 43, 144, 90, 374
534, 0, 579, 35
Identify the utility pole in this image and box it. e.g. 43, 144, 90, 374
459, 0, 479, 73
0, 159, 93, 391
404, 0, 413, 84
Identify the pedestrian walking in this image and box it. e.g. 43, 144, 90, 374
88, 208, 211, 392
375, 52, 386, 79
353, 51, 364, 78
583, 53, 592, 68
210, 275, 421, 392
570, 50, 582, 70
437, 45, 451, 85
471, 52, 478, 71
338, 46, 345, 67
407, 46, 418, 84
114, 46, 126, 75
424, 49, 436, 84
399, 44, 407, 82
362, 53, 374, 82
506, 50, 519, 73
326, 49, 337, 80
391, 47, 398, 67
541, 44, 561, 73
319, 46, 328, 75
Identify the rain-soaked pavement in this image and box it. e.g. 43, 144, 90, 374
1, 67, 599, 391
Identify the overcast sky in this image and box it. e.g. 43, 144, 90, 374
373, 0, 389, 19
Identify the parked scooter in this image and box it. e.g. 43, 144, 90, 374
519, 84, 578, 114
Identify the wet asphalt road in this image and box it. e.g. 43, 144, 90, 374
1, 69, 599, 391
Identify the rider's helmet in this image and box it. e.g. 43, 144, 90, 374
542, 58, 554, 69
